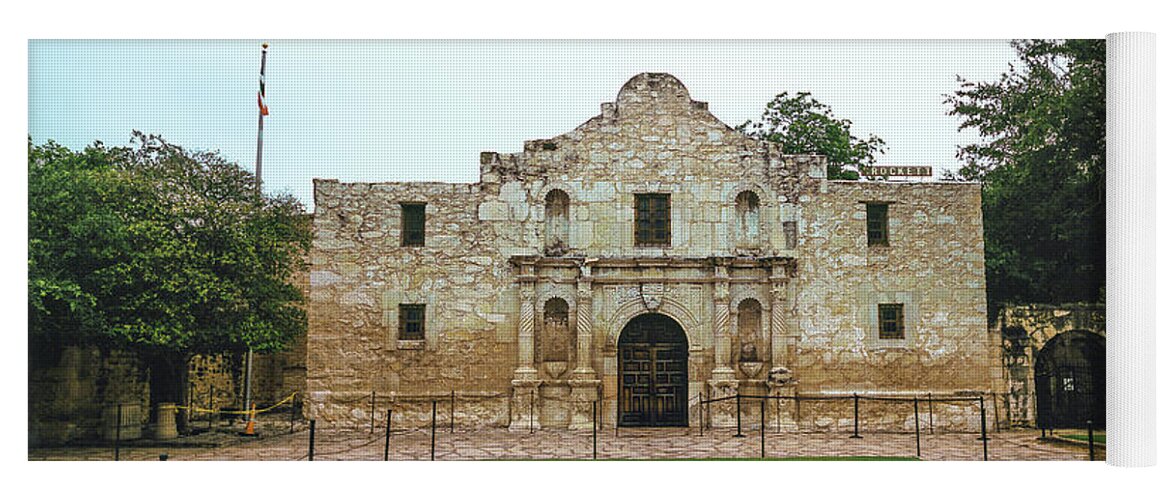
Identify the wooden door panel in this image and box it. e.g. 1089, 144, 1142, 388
618, 314, 688, 427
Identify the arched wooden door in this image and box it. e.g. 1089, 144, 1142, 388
1035, 331, 1106, 429
618, 313, 688, 427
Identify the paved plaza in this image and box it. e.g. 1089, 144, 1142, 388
30, 418, 1100, 461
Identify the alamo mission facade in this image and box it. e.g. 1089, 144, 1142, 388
306, 73, 995, 431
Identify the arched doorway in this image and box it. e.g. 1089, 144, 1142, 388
618, 313, 689, 427
1035, 331, 1105, 429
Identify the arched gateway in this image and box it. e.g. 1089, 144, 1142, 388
618, 313, 688, 427
1035, 331, 1105, 429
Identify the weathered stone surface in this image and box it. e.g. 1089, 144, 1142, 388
996, 304, 1105, 428
307, 73, 995, 430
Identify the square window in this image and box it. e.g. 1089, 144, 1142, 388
635, 194, 671, 246
401, 203, 425, 247
399, 304, 425, 341
866, 203, 889, 246
878, 303, 905, 340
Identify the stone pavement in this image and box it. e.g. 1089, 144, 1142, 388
30, 423, 1100, 461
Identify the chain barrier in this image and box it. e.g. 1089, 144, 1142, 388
174, 391, 298, 415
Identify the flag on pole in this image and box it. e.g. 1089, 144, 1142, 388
258, 73, 269, 116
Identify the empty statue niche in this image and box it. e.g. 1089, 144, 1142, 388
538, 297, 574, 379
545, 189, 570, 256
736, 298, 764, 378
734, 190, 761, 251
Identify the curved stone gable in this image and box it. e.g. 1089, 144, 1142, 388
482, 73, 798, 193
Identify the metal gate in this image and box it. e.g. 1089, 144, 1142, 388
1035, 331, 1106, 429
618, 313, 688, 427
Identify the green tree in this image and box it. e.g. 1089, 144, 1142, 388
29, 132, 310, 421
738, 91, 886, 180
946, 39, 1105, 308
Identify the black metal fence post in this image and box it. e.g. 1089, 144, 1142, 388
760, 398, 766, 459
370, 391, 376, 434
850, 394, 862, 438
450, 390, 456, 433
384, 409, 392, 461
993, 394, 1001, 432
114, 404, 122, 461
430, 400, 437, 461
734, 392, 744, 437
927, 393, 934, 434
913, 397, 922, 458
1087, 421, 1095, 461
592, 400, 598, 460
308, 419, 316, 461
207, 388, 214, 431
979, 396, 988, 461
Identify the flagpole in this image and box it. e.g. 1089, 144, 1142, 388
244, 41, 268, 423
255, 42, 268, 193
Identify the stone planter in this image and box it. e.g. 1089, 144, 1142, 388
154, 403, 179, 440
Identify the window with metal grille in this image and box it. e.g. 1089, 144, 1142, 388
878, 303, 905, 340
401, 203, 425, 247
399, 304, 425, 341
635, 194, 671, 245
866, 203, 889, 246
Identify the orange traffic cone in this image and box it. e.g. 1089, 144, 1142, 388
240, 404, 258, 437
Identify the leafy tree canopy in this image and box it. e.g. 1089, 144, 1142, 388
946, 39, 1105, 308
29, 132, 310, 364
737, 91, 886, 180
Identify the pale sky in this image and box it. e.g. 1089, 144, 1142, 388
29, 40, 1018, 210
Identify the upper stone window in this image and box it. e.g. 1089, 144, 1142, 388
399, 304, 426, 341
782, 221, 797, 250
878, 303, 905, 340
734, 191, 761, 249
545, 190, 570, 255
635, 194, 671, 246
401, 203, 426, 247
866, 202, 889, 247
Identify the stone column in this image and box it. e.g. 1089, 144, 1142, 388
573, 266, 596, 378
761, 300, 773, 364
510, 265, 540, 431
769, 270, 791, 369
766, 262, 797, 431
709, 262, 738, 428
568, 265, 600, 430
514, 275, 538, 381
711, 264, 735, 381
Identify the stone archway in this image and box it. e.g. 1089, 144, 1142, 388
617, 313, 689, 427
1035, 330, 1105, 429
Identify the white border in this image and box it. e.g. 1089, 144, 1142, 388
7, 1, 1170, 499
1106, 32, 1157, 467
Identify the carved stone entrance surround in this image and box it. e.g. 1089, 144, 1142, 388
509, 255, 796, 429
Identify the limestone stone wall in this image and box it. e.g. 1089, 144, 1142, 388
307, 181, 520, 426
28, 347, 150, 446
187, 353, 240, 416
306, 73, 994, 431
792, 182, 995, 398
